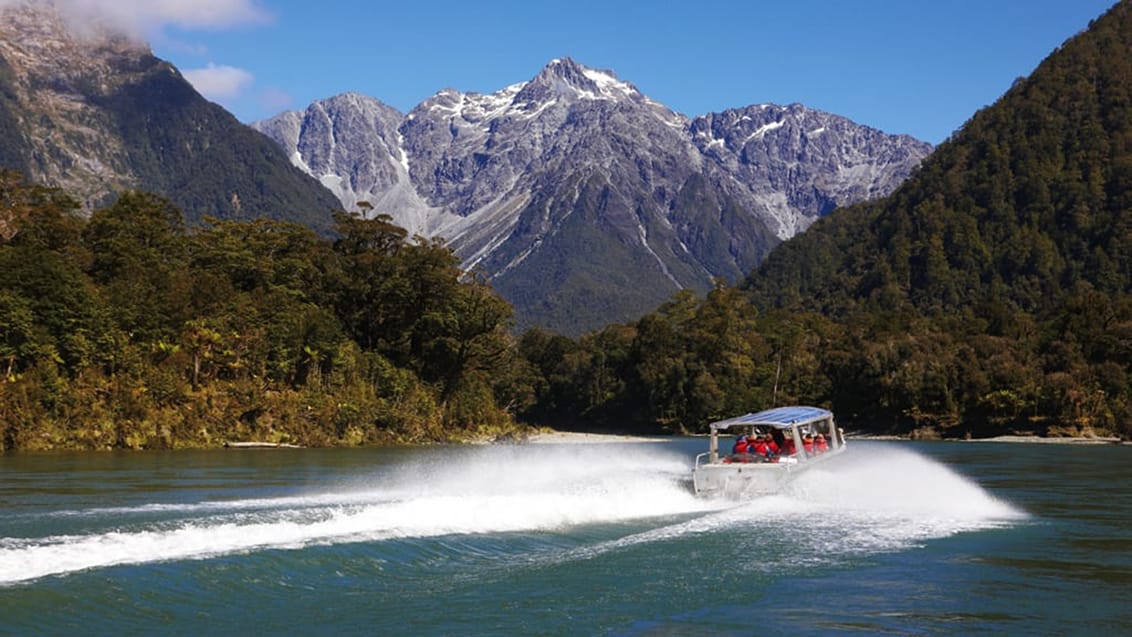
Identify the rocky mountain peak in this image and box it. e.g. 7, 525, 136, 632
514, 57, 640, 106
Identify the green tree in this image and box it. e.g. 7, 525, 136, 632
84, 192, 190, 345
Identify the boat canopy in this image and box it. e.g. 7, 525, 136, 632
709, 406, 833, 432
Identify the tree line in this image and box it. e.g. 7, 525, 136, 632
520, 281, 1131, 440
0, 172, 525, 450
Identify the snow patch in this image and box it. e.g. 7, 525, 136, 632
496, 238, 540, 277
744, 120, 783, 145
396, 131, 409, 173
637, 222, 680, 289
582, 68, 636, 100
456, 193, 531, 272
512, 98, 557, 121
289, 150, 311, 173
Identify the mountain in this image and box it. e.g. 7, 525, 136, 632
0, 1, 340, 231
745, 3, 1132, 317
254, 58, 932, 334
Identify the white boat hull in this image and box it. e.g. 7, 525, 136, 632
692, 451, 841, 498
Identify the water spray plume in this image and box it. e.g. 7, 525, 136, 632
0, 443, 1023, 585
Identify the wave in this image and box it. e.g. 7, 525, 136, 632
0, 443, 1024, 585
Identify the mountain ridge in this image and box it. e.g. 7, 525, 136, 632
255, 57, 932, 333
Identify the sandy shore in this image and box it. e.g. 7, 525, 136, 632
848, 433, 1124, 444
966, 434, 1124, 444
523, 431, 667, 444
521, 431, 1125, 445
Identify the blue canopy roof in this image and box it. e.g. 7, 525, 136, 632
709, 406, 833, 431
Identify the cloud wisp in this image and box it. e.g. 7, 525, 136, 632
182, 62, 254, 100
0, 0, 275, 38
0, 0, 283, 121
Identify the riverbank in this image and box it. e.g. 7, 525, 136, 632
847, 433, 1126, 444
520, 431, 1127, 445
966, 434, 1125, 444
523, 431, 666, 444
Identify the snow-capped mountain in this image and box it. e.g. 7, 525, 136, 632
254, 58, 933, 334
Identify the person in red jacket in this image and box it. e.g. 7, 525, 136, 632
761, 432, 779, 456
732, 435, 749, 456
780, 434, 796, 456
815, 433, 829, 453
750, 434, 769, 458
802, 433, 815, 455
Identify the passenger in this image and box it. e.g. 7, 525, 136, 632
802, 433, 815, 455
732, 435, 749, 456
815, 433, 829, 453
780, 435, 796, 456
762, 432, 779, 456
750, 435, 769, 458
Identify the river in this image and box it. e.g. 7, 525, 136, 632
1, 439, 1129, 635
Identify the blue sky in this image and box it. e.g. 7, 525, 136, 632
120, 0, 1119, 145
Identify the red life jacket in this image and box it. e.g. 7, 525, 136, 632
751, 439, 768, 455
815, 437, 829, 453
732, 439, 749, 454
803, 438, 814, 454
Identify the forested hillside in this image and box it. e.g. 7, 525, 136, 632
0, 173, 527, 450
740, 1, 1132, 436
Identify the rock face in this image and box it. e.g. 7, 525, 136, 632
251, 93, 414, 227
0, 0, 340, 231
256, 58, 932, 333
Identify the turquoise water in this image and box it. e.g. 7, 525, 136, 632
1, 440, 1129, 635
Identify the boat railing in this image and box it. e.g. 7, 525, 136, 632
694, 452, 713, 469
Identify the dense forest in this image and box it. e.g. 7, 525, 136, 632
0, 173, 530, 450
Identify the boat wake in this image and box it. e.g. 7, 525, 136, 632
0, 442, 1024, 585
520, 444, 1025, 572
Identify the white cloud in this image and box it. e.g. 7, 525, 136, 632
183, 63, 254, 99
1, 0, 276, 119
1, 0, 273, 38
115, 0, 272, 30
